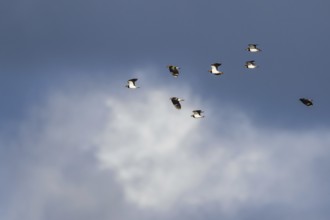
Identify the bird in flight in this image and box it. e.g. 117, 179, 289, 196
245, 60, 258, 69
246, 44, 261, 52
126, 78, 139, 89
299, 98, 313, 106
167, 65, 180, 77
209, 63, 224, 75
191, 110, 205, 118
170, 97, 184, 109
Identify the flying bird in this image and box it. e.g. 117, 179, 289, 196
299, 98, 313, 106
246, 44, 261, 52
126, 78, 139, 89
245, 60, 258, 69
191, 110, 205, 118
167, 65, 180, 77
170, 97, 184, 109
209, 63, 224, 75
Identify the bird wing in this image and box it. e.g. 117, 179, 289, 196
128, 78, 138, 83
193, 110, 202, 114
212, 63, 221, 67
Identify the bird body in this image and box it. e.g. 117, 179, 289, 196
191, 110, 205, 118
209, 63, 224, 75
245, 60, 257, 69
126, 78, 139, 89
246, 44, 261, 52
167, 65, 180, 77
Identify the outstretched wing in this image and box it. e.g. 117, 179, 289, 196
248, 44, 257, 48
211, 63, 221, 68
193, 110, 203, 114
128, 78, 138, 83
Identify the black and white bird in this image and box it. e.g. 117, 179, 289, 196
125, 78, 139, 89
245, 60, 258, 69
299, 98, 313, 106
209, 63, 224, 75
191, 110, 205, 118
170, 97, 184, 109
246, 44, 261, 52
167, 65, 180, 77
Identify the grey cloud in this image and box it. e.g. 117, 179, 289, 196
2, 76, 330, 220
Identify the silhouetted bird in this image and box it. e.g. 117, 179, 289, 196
209, 63, 224, 75
299, 98, 313, 106
191, 110, 205, 118
170, 97, 184, 109
167, 65, 180, 77
126, 78, 139, 89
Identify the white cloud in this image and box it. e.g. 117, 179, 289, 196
2, 74, 330, 219
94, 81, 330, 212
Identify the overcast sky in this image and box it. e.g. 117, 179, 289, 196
1, 0, 330, 220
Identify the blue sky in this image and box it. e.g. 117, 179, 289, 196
1, 0, 330, 219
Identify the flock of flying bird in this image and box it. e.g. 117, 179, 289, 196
125, 44, 314, 118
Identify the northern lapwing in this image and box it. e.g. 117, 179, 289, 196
191, 110, 205, 118
246, 44, 261, 52
245, 60, 257, 69
299, 98, 313, 106
170, 97, 184, 109
209, 63, 224, 75
126, 78, 139, 89
167, 65, 180, 78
